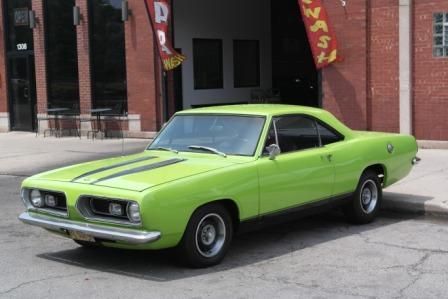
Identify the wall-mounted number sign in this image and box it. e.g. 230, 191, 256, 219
17, 43, 28, 51
14, 8, 29, 26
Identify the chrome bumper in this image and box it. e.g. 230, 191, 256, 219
19, 212, 161, 245
412, 157, 421, 165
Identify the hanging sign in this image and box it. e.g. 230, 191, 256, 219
298, 0, 339, 69
144, 0, 186, 71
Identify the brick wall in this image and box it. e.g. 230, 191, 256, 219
125, 0, 159, 132
369, 0, 400, 133
32, 0, 48, 114
322, 0, 368, 130
75, 0, 92, 115
413, 0, 448, 140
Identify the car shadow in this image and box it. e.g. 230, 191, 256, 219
37, 200, 430, 282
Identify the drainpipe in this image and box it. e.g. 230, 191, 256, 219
399, 0, 412, 134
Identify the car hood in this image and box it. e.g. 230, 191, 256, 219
31, 152, 244, 192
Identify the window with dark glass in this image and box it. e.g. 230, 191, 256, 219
5, 0, 34, 52
45, 0, 80, 111
233, 40, 260, 88
316, 122, 344, 145
433, 12, 448, 57
193, 39, 223, 90
274, 116, 320, 153
89, 0, 127, 114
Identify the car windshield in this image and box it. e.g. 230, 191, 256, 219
148, 115, 266, 156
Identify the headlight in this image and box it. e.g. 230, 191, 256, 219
30, 189, 44, 208
127, 202, 141, 223
44, 194, 58, 207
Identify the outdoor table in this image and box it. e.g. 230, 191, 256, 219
88, 108, 112, 139
44, 108, 70, 137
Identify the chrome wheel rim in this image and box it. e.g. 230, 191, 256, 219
360, 179, 378, 214
195, 213, 226, 258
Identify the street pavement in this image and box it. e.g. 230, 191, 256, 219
0, 132, 448, 298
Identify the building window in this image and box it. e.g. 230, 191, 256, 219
433, 12, 448, 57
89, 0, 127, 114
193, 39, 223, 90
233, 40, 260, 88
45, 0, 80, 111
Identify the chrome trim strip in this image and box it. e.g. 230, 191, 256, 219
18, 212, 161, 244
71, 156, 157, 182
91, 158, 186, 184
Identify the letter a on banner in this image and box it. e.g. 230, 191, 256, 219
144, 0, 186, 71
298, 0, 340, 69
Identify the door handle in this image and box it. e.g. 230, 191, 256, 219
325, 154, 333, 162
23, 87, 29, 99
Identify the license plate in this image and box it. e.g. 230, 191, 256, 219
69, 231, 95, 242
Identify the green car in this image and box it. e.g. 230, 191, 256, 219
19, 105, 419, 267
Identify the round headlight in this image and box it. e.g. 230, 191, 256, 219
30, 189, 44, 208
127, 202, 141, 223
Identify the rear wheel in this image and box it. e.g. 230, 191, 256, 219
344, 170, 382, 224
178, 203, 233, 268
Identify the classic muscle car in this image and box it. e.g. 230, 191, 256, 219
19, 105, 419, 267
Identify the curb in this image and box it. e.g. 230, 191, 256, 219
382, 196, 448, 217
418, 140, 448, 150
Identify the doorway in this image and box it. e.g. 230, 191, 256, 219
4, 0, 37, 131
271, 0, 320, 107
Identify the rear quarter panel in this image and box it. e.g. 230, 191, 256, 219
330, 132, 417, 196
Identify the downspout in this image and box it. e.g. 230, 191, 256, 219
366, 0, 372, 130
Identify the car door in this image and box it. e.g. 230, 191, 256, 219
257, 115, 335, 215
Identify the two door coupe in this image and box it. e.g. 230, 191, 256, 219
19, 105, 418, 267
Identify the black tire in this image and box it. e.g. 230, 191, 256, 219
178, 203, 233, 268
344, 170, 382, 224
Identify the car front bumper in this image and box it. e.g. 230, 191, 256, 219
18, 212, 161, 245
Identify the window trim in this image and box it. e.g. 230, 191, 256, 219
193, 38, 224, 90
233, 39, 261, 88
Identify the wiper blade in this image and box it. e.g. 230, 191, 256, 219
188, 145, 227, 158
148, 147, 179, 154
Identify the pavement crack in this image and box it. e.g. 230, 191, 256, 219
0, 271, 96, 295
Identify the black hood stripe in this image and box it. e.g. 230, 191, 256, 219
90, 158, 187, 184
72, 156, 157, 182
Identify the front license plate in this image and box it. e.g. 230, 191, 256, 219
69, 231, 95, 242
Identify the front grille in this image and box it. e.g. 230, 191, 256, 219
76, 196, 138, 225
41, 191, 67, 212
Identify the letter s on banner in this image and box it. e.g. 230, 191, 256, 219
144, 0, 186, 71
298, 0, 340, 69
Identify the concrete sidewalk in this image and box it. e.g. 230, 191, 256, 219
0, 132, 447, 217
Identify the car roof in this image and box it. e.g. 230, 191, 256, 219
176, 104, 326, 117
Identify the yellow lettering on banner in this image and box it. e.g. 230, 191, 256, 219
317, 35, 331, 49
317, 49, 338, 64
302, 6, 321, 19
310, 20, 329, 33
302, 0, 313, 4
163, 54, 186, 71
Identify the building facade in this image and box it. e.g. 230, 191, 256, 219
0, 0, 447, 140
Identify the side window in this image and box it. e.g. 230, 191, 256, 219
275, 116, 320, 153
316, 122, 344, 145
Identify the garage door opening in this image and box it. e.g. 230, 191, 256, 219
167, 0, 320, 116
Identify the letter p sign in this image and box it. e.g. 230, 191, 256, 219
154, 1, 169, 24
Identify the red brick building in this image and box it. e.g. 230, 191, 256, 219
0, 0, 447, 140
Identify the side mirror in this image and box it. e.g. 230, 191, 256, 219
266, 144, 281, 160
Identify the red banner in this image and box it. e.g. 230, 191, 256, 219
298, 0, 339, 69
144, 0, 186, 71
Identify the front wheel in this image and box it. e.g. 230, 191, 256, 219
344, 170, 382, 224
178, 203, 233, 268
